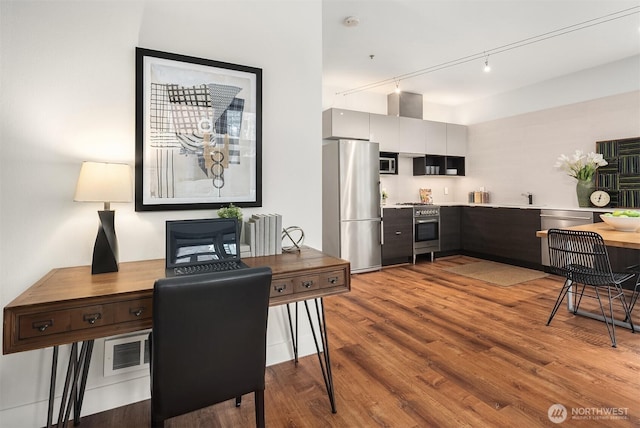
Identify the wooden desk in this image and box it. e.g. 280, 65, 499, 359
3, 247, 349, 427
536, 221, 640, 250
3, 247, 350, 355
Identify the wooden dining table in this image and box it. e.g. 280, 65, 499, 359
536, 221, 640, 250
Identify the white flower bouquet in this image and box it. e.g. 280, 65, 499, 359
555, 150, 607, 181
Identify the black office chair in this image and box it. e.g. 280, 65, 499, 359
546, 229, 636, 347
150, 267, 272, 427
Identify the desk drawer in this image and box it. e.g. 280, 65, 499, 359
19, 310, 73, 339
320, 270, 346, 289
270, 278, 294, 298
70, 305, 113, 330
17, 300, 148, 341
113, 298, 152, 323
293, 275, 321, 293
10, 300, 153, 353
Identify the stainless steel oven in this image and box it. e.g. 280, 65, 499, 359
413, 205, 440, 262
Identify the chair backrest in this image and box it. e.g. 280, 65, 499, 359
151, 266, 272, 424
547, 228, 614, 286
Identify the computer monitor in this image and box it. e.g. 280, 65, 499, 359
165, 218, 241, 270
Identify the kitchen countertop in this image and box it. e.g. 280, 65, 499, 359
383, 202, 616, 213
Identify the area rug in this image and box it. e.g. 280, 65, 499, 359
442, 261, 548, 286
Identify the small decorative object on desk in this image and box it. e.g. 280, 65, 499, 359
282, 226, 304, 252
217, 203, 243, 220
555, 150, 608, 207
419, 188, 432, 204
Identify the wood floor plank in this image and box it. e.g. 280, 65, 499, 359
76, 256, 640, 427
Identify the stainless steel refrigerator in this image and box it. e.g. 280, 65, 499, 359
322, 139, 382, 273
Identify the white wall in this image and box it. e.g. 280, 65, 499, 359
0, 1, 322, 426
457, 91, 640, 207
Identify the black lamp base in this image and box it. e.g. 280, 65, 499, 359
92, 210, 119, 274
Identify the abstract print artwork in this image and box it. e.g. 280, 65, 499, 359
135, 48, 262, 211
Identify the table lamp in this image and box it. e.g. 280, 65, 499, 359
74, 161, 132, 274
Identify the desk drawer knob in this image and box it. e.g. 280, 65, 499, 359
130, 308, 145, 317
83, 313, 102, 325
302, 280, 314, 288
274, 284, 287, 293
328, 276, 338, 284
33, 320, 53, 332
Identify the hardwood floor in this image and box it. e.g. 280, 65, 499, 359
77, 256, 640, 427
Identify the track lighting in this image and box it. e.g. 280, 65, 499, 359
336, 6, 639, 96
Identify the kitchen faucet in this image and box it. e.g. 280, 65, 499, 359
522, 192, 533, 205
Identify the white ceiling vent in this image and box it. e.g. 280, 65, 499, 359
343, 16, 359, 27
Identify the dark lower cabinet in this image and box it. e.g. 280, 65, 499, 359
439, 206, 461, 254
382, 207, 413, 266
461, 206, 542, 268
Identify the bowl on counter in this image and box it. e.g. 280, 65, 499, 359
445, 169, 457, 175
600, 212, 640, 232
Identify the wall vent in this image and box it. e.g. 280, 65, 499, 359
103, 330, 151, 377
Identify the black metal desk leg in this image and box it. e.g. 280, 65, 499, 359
57, 343, 78, 427
74, 340, 94, 425
304, 298, 337, 413
47, 341, 94, 428
47, 346, 60, 428
285, 302, 299, 364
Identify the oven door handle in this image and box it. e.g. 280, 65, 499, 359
415, 219, 438, 224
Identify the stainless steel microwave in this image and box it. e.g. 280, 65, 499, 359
380, 154, 397, 174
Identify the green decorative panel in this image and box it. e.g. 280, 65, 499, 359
595, 137, 640, 208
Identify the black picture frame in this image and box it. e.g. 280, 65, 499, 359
135, 47, 262, 211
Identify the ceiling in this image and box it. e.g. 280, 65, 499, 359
322, 0, 640, 107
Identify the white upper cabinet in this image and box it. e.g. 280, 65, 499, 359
369, 114, 399, 152
398, 117, 426, 154
322, 108, 370, 140
424, 120, 447, 155
322, 108, 467, 157
446, 123, 468, 156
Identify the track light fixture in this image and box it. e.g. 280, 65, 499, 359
336, 6, 639, 96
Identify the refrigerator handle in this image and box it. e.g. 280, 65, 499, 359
380, 220, 384, 246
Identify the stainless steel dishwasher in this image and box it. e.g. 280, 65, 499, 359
540, 209, 594, 266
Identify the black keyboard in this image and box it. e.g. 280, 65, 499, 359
173, 261, 242, 276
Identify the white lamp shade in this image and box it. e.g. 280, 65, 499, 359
74, 161, 132, 203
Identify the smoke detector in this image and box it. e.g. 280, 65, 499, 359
343, 16, 360, 27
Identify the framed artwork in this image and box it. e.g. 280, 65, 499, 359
135, 47, 262, 211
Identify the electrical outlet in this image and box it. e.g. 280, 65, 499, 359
444, 187, 449, 195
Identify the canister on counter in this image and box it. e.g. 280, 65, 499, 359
481, 191, 490, 203
468, 192, 474, 203
474, 191, 482, 203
